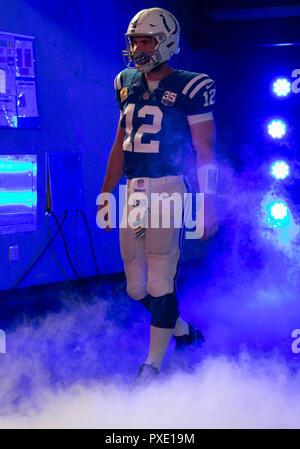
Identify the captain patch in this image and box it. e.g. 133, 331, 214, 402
120, 87, 128, 101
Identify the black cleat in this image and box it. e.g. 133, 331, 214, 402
135, 363, 160, 385
174, 322, 205, 351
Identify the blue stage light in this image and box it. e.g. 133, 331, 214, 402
267, 120, 286, 138
270, 202, 288, 220
264, 200, 290, 228
273, 78, 291, 97
261, 194, 299, 246
270, 161, 290, 179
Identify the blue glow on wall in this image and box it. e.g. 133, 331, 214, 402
0, 190, 36, 207
0, 160, 34, 173
0, 155, 37, 234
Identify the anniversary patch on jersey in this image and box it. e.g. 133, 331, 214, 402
161, 90, 177, 106
120, 87, 128, 102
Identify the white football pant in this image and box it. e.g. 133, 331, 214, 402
120, 175, 187, 300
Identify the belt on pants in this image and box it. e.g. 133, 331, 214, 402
127, 175, 184, 189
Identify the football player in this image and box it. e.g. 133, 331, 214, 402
98, 7, 218, 381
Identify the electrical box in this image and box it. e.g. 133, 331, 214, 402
0, 155, 37, 234
0, 30, 39, 129
46, 153, 82, 215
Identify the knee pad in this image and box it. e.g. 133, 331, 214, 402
127, 284, 147, 300
147, 252, 180, 297
148, 293, 179, 329
147, 278, 171, 298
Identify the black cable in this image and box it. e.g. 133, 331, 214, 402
12, 211, 68, 289
76, 208, 100, 276
12, 207, 99, 288
47, 210, 81, 279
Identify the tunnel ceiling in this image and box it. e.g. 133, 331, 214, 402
172, 0, 300, 48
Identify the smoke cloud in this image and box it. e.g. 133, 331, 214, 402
0, 158, 299, 429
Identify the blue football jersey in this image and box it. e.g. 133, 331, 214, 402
114, 68, 216, 178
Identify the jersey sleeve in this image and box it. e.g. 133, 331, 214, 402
181, 73, 216, 125
114, 71, 123, 111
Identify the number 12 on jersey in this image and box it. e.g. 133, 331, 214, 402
123, 103, 163, 153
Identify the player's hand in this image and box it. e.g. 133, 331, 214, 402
201, 194, 218, 240
97, 200, 112, 232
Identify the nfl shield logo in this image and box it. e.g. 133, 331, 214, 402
137, 179, 144, 188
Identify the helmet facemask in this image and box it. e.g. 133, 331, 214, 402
123, 33, 165, 73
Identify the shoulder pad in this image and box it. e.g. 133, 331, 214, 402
114, 71, 124, 91
181, 72, 214, 99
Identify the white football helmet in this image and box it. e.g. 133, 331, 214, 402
123, 8, 180, 73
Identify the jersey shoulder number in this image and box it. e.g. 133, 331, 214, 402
178, 70, 216, 115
